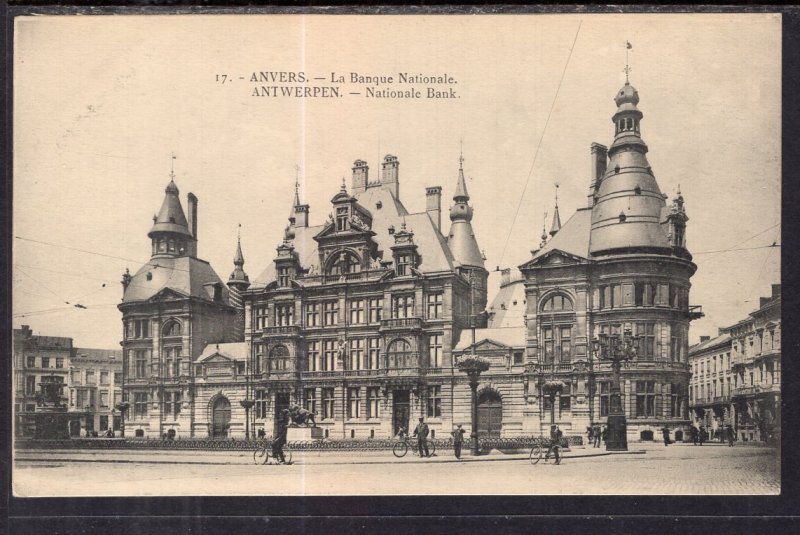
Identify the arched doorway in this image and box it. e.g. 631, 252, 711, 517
211, 396, 231, 438
478, 390, 503, 437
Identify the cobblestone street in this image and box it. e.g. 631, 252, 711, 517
14, 442, 779, 496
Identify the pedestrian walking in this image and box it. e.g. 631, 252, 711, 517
699, 426, 707, 446
601, 426, 607, 446
413, 417, 430, 458
690, 426, 698, 445
545, 425, 563, 464
726, 425, 736, 447
661, 426, 671, 446
272, 408, 289, 464
451, 424, 466, 459
594, 425, 602, 448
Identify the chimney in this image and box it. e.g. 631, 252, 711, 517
760, 297, 770, 308
381, 154, 399, 198
187, 192, 198, 257
699, 335, 711, 343
294, 204, 310, 228
500, 268, 511, 286
352, 160, 368, 194
588, 143, 608, 207
772, 284, 781, 298
426, 186, 442, 230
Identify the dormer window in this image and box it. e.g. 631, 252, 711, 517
336, 207, 349, 231
278, 266, 291, 287
396, 253, 412, 276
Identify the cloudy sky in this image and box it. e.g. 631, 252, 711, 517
13, 13, 781, 348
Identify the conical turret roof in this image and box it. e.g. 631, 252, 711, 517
148, 179, 193, 238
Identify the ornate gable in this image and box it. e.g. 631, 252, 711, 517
521, 249, 588, 269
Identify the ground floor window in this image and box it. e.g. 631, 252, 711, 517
559, 383, 571, 411
367, 387, 380, 418
164, 391, 181, 419
636, 381, 656, 417
133, 392, 148, 419
304, 388, 317, 415
347, 387, 361, 419
322, 388, 335, 419
600, 381, 611, 417
255, 390, 268, 419
99, 415, 109, 431
427, 385, 442, 418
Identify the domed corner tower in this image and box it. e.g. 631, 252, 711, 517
586, 78, 699, 444
446, 154, 488, 327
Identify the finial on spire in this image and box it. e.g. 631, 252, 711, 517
624, 41, 633, 84
341, 176, 347, 192
554, 182, 559, 207
170, 153, 176, 181
459, 139, 464, 170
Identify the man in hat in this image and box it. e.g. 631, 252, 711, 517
413, 417, 430, 458
451, 424, 466, 459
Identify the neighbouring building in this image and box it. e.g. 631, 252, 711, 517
689, 284, 781, 443
118, 173, 243, 438
458, 76, 702, 441
68, 348, 123, 436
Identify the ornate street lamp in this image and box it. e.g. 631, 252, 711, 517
240, 399, 255, 440
457, 356, 490, 456
114, 401, 130, 438
592, 327, 639, 451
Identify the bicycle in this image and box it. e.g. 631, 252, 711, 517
253, 441, 293, 465
392, 432, 436, 458
529, 439, 562, 465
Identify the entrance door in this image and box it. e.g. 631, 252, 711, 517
212, 397, 231, 437
393, 390, 410, 436
478, 391, 503, 437
274, 393, 290, 436
69, 419, 81, 437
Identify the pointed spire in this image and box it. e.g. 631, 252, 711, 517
540, 212, 548, 248
234, 224, 245, 267
293, 165, 301, 208
454, 151, 469, 201
549, 183, 562, 237
228, 224, 250, 287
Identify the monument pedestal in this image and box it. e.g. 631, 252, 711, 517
605, 414, 628, 451
287, 426, 323, 442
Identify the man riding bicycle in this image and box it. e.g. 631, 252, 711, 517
545, 424, 562, 465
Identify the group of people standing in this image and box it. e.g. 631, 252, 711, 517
587, 425, 607, 448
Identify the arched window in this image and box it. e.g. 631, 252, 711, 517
387, 339, 413, 368
270, 345, 290, 371
541, 294, 574, 313
327, 250, 361, 276
162, 321, 181, 337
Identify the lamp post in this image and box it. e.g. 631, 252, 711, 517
114, 401, 129, 438
592, 327, 639, 451
542, 380, 565, 429
240, 358, 254, 440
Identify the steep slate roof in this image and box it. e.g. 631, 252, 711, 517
528, 208, 593, 263
121, 256, 231, 304
250, 183, 456, 289
454, 326, 526, 351
688, 333, 731, 355
487, 279, 526, 329
196, 342, 248, 363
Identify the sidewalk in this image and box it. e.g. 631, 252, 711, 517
15, 445, 647, 466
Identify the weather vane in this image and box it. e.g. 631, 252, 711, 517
624, 41, 633, 83
170, 152, 177, 180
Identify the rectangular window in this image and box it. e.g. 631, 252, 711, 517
41, 357, 50, 369
349, 299, 365, 325
89, 390, 96, 408
253, 342, 264, 374
253, 305, 269, 330
670, 324, 681, 361
135, 350, 147, 378
26, 356, 35, 368
367, 387, 380, 418
276, 304, 294, 326
392, 294, 414, 319
163, 347, 180, 377
348, 387, 361, 419
26, 375, 36, 395
427, 385, 442, 418
322, 388, 335, 420
396, 254, 411, 276
305, 303, 320, 327
368, 338, 380, 370
349, 338, 364, 370
164, 391, 181, 418
543, 327, 554, 364
635, 381, 656, 417
429, 334, 443, 368
656, 284, 669, 306
278, 266, 291, 287
634, 283, 645, 306
636, 323, 655, 359
100, 371, 109, 385
100, 391, 109, 408
336, 207, 349, 231
99, 415, 109, 431
304, 388, 317, 415
133, 392, 148, 419
368, 297, 383, 323
56, 358, 64, 369
255, 390, 268, 419
86, 370, 95, 385
427, 292, 443, 319
131, 319, 150, 339
76, 389, 85, 409
670, 384, 680, 417
612, 285, 622, 308
560, 326, 572, 364
622, 284, 634, 306
307, 341, 320, 372
323, 300, 339, 326
559, 383, 571, 411
514, 351, 524, 364
323, 340, 337, 371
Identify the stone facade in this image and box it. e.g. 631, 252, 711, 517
68, 348, 123, 436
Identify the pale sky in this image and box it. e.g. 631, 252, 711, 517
13, 13, 781, 348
